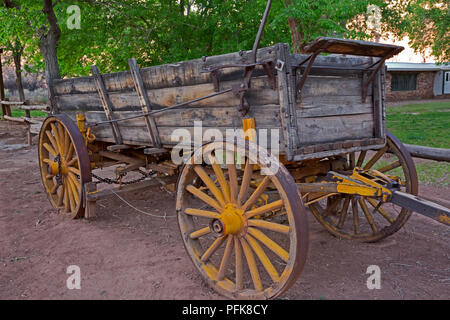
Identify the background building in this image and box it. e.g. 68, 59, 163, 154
385, 62, 450, 101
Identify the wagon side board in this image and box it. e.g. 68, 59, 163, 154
288, 53, 387, 160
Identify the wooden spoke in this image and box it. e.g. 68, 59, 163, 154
64, 180, 70, 212
349, 152, 355, 168
377, 160, 401, 173
351, 198, 359, 234
240, 237, 263, 292
43, 158, 53, 165
336, 196, 350, 228
50, 123, 63, 154
238, 159, 253, 204
217, 235, 234, 281
194, 166, 226, 207
356, 150, 367, 167
50, 183, 59, 195
363, 146, 388, 170
326, 196, 341, 216
208, 154, 231, 203
190, 226, 211, 239
366, 198, 395, 224
67, 179, 76, 213
234, 236, 243, 290
57, 184, 65, 207
245, 199, 283, 219
358, 198, 378, 233
186, 185, 223, 212
305, 193, 338, 206
68, 166, 80, 176
227, 160, 238, 205
45, 174, 54, 180
43, 143, 57, 158
57, 123, 65, 154
67, 158, 77, 167
66, 143, 74, 162
68, 172, 81, 191
201, 236, 226, 262
241, 175, 271, 212
248, 219, 290, 234
67, 174, 80, 204
246, 234, 280, 282
247, 227, 289, 262
185, 208, 219, 219
45, 130, 58, 153
63, 129, 70, 157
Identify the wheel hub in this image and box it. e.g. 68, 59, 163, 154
211, 203, 245, 236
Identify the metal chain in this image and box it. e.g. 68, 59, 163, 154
54, 154, 63, 186
92, 169, 152, 185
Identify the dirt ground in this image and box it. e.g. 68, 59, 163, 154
0, 120, 448, 300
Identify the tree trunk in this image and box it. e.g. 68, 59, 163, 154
13, 51, 25, 102
284, 0, 306, 53
39, 0, 61, 84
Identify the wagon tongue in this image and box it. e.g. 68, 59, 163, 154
390, 191, 450, 226
321, 168, 450, 226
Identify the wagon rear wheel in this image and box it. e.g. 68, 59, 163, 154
308, 132, 418, 242
176, 140, 309, 299
38, 114, 92, 219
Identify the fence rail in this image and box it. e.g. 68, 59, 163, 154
405, 144, 450, 162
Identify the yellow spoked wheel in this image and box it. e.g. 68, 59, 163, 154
176, 140, 309, 299
308, 132, 418, 242
38, 114, 92, 219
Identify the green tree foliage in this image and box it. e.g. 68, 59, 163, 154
1, 0, 448, 81
384, 0, 449, 62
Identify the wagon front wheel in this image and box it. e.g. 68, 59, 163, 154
176, 140, 309, 299
38, 114, 92, 218
308, 132, 418, 242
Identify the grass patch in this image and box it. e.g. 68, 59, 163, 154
10, 108, 47, 118
386, 101, 450, 148
374, 159, 449, 187
382, 101, 449, 187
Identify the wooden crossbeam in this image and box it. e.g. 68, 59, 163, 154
128, 58, 162, 148
91, 65, 123, 145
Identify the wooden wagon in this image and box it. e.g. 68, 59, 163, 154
38, 1, 449, 299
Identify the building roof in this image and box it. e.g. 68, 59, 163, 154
386, 62, 450, 72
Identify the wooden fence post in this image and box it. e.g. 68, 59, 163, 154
0, 48, 10, 118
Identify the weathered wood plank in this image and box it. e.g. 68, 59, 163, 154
85, 104, 281, 128
277, 43, 293, 159
52, 46, 278, 95
297, 75, 372, 99
92, 125, 284, 149
290, 53, 373, 69
128, 57, 161, 147
56, 76, 278, 112
297, 97, 373, 118
91, 65, 123, 145
297, 113, 374, 144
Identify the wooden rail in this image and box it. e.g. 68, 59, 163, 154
405, 144, 450, 162
0, 100, 49, 118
